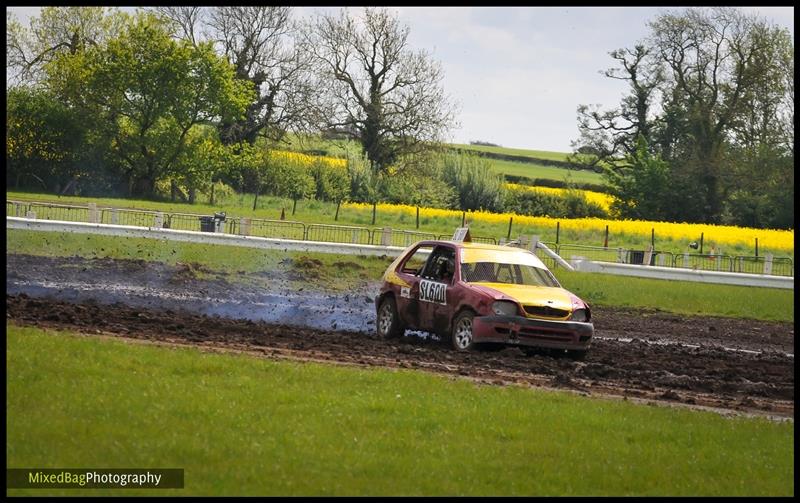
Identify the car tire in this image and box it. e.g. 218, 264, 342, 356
451, 311, 476, 351
376, 296, 404, 339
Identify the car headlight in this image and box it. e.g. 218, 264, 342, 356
570, 309, 588, 322
492, 301, 518, 316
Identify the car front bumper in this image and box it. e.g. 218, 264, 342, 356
472, 314, 594, 350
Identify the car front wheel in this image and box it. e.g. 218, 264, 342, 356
451, 311, 476, 351
377, 296, 404, 339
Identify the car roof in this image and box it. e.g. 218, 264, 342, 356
421, 240, 521, 252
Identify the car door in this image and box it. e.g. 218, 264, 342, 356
393, 244, 434, 329
418, 245, 457, 335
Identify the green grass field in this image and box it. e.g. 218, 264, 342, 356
486, 158, 604, 185
278, 135, 605, 185
7, 229, 793, 322
7, 191, 790, 258
451, 143, 574, 162
7, 325, 794, 496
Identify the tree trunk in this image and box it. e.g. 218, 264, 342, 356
210, 183, 215, 205
188, 187, 196, 204
170, 179, 178, 201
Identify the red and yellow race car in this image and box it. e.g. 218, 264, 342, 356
375, 240, 594, 359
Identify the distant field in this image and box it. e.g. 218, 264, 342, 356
487, 158, 605, 185
277, 135, 605, 185
451, 143, 573, 162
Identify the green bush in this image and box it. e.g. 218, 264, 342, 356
439, 152, 505, 212
503, 186, 608, 219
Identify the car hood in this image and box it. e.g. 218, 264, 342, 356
470, 282, 575, 311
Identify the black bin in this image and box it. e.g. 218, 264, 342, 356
199, 216, 215, 232
629, 250, 657, 265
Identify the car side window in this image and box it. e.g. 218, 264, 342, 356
400, 245, 433, 275
421, 246, 456, 283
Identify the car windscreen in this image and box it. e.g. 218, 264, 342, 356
460, 261, 560, 288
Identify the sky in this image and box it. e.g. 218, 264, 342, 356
6, 6, 795, 153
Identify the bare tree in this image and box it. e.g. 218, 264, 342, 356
154, 6, 318, 146
6, 7, 123, 86
572, 44, 663, 168
303, 7, 458, 172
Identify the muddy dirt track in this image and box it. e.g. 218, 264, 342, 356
6, 254, 795, 419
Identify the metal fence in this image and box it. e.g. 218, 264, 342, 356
7, 199, 793, 278
377, 229, 438, 247
246, 218, 306, 240
436, 234, 497, 245
305, 223, 372, 244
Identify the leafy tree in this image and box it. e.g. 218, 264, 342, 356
154, 6, 319, 145
6, 87, 84, 191
574, 7, 793, 227
45, 12, 253, 197
303, 7, 458, 173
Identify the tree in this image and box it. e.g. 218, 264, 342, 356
45, 12, 253, 196
574, 7, 793, 226
303, 7, 458, 173
154, 6, 319, 145
6, 7, 123, 86
6, 87, 84, 191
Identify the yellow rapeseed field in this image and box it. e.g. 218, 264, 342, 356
504, 183, 614, 212
268, 150, 347, 169
343, 201, 794, 252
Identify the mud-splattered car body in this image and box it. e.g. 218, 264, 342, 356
375, 240, 594, 356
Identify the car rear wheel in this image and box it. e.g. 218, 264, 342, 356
451, 311, 475, 351
377, 296, 404, 339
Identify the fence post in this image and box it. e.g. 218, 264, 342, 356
699, 232, 704, 255
416, 206, 420, 229
292, 198, 298, 216
88, 203, 99, 223
506, 217, 513, 240
529, 235, 539, 252
755, 238, 758, 257
239, 218, 251, 236
381, 227, 392, 246
603, 225, 609, 248
461, 211, 466, 226
764, 253, 773, 275
556, 221, 560, 244
651, 228, 655, 248
335, 201, 341, 221
372, 202, 377, 225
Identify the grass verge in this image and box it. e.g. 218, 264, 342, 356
7, 325, 794, 496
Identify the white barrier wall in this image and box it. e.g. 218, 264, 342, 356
571, 259, 793, 290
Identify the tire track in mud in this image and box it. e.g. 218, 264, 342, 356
6, 293, 794, 420
6, 254, 795, 418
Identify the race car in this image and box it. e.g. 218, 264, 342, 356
375, 240, 594, 359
